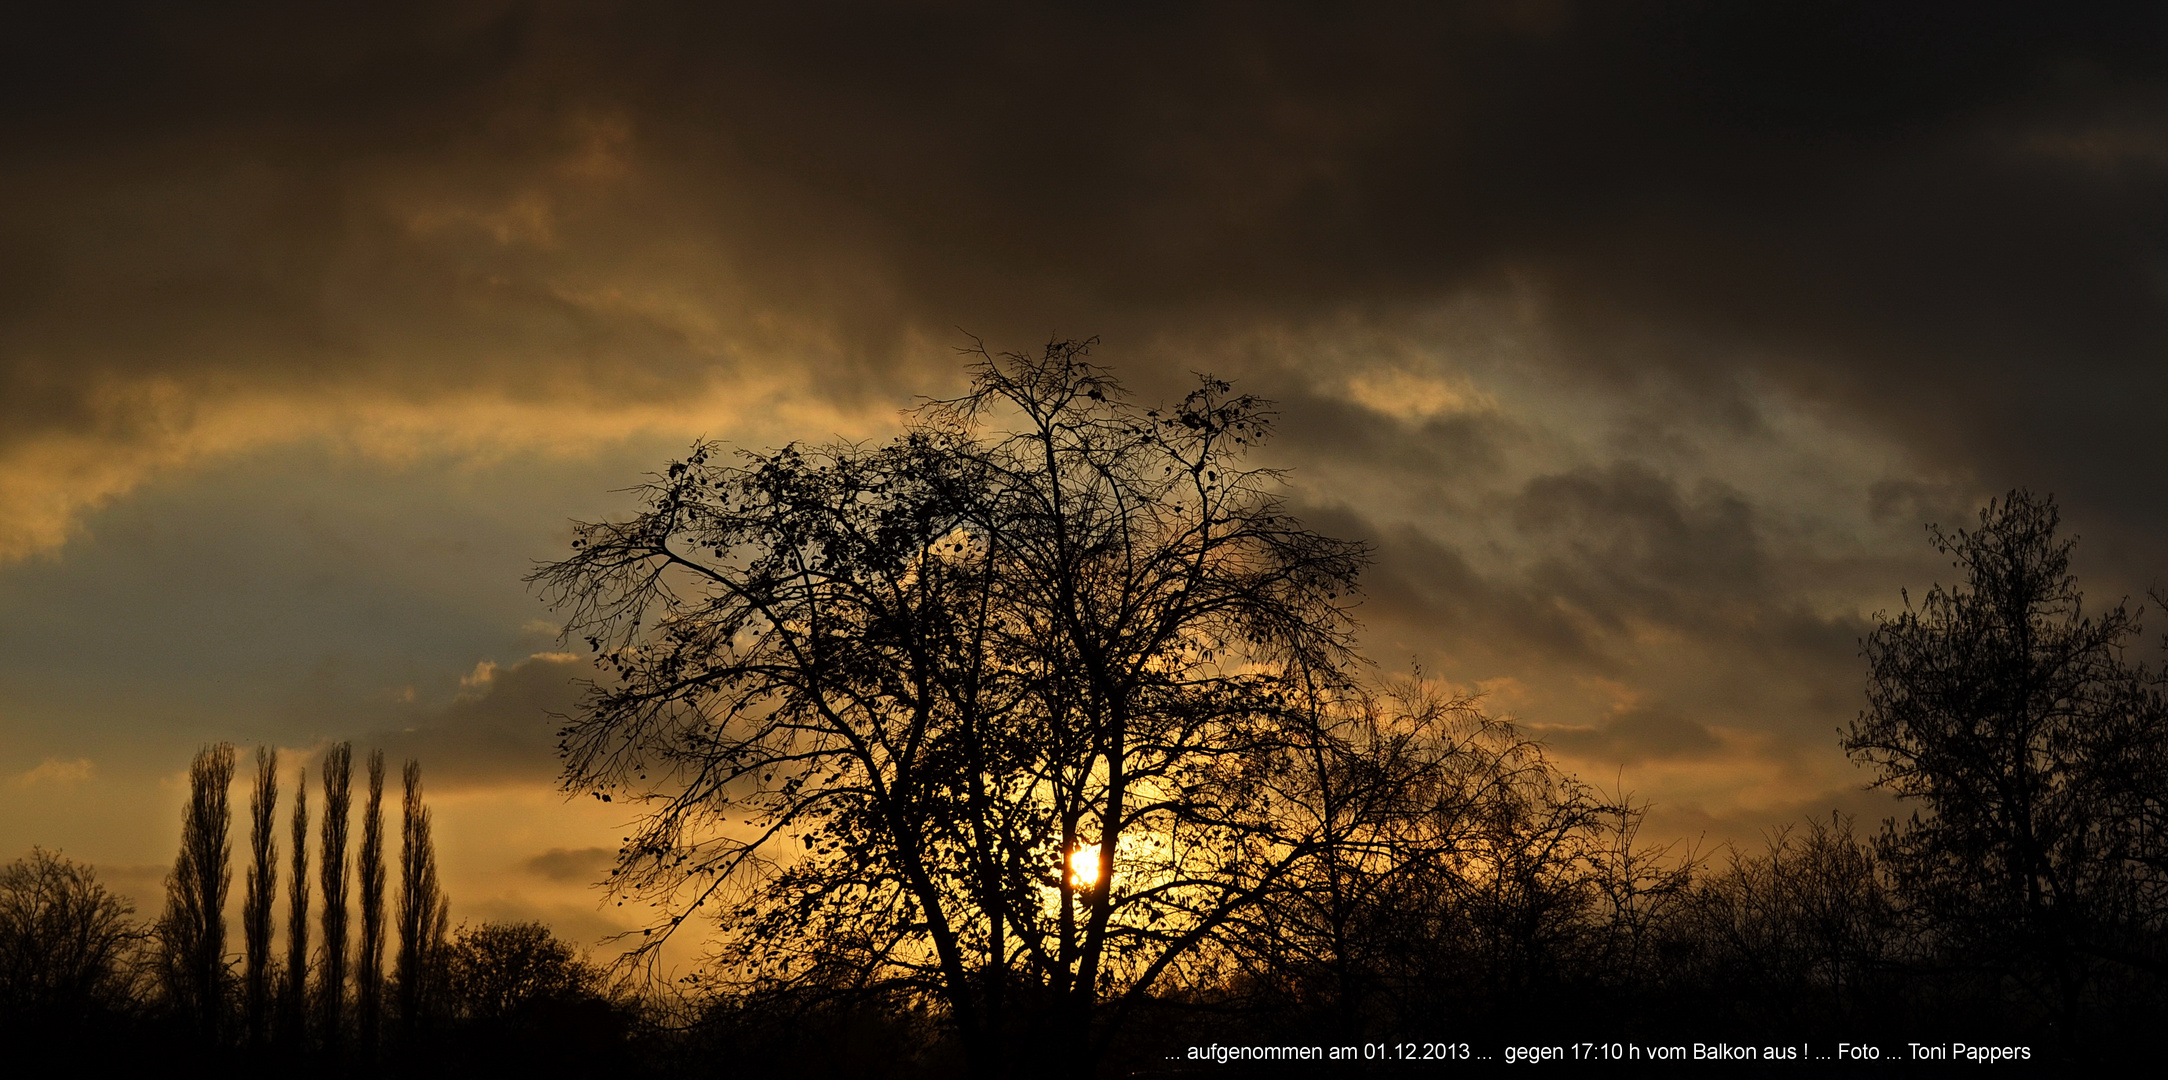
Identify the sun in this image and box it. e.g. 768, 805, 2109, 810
1068, 846, 1101, 889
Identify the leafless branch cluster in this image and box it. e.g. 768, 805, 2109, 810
532, 342, 1651, 1075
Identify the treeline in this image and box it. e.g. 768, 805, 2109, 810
600, 494, 2168, 1076
0, 743, 632, 1073
512, 345, 2168, 1077
546, 496, 2168, 1071
651, 758, 2130, 1077
1120, 492, 2163, 1070
1159, 491, 2162, 1069
156, 742, 452, 1054
10, 476, 2168, 1076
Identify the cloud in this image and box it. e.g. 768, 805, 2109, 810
0, 368, 912, 562
8, 1, 2168, 864
366, 652, 589, 792
459, 660, 499, 690
88, 862, 170, 918
1349, 516, 1605, 675
13, 757, 93, 787
7, 2, 2168, 562
524, 846, 615, 884
1341, 369, 1499, 426
1534, 706, 1723, 766
1643, 784, 1908, 856
1513, 463, 1766, 627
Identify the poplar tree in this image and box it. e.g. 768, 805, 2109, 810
243, 746, 278, 1044
395, 759, 448, 1040
356, 750, 387, 1053
161, 742, 236, 1040
317, 743, 352, 1044
280, 764, 309, 1043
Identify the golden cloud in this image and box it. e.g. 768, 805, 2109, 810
14, 757, 94, 788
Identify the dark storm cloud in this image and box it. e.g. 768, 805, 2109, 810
1273, 382, 1524, 494
1317, 462, 1857, 678
1538, 705, 1723, 765
1302, 453, 1888, 785
10, 3, 2168, 456
1342, 513, 1606, 674
9, 1, 2168, 844
1513, 463, 1764, 628
367, 653, 584, 791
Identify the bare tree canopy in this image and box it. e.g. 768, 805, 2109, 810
1847, 490, 2168, 986
0, 849, 142, 1025
444, 921, 600, 1024
533, 342, 1373, 1075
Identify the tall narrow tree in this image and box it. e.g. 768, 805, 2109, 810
356, 750, 387, 1053
161, 742, 236, 1039
280, 764, 309, 1043
242, 746, 278, 1044
395, 758, 447, 1041
317, 743, 353, 1045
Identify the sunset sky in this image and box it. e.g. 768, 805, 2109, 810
6, 2, 2168, 958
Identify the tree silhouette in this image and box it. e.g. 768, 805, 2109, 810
356, 749, 387, 1054
1846, 490, 2168, 1020
0, 848, 143, 1032
532, 342, 1369, 1077
1663, 815, 1898, 1032
243, 746, 278, 1045
317, 742, 353, 1044
279, 763, 310, 1044
444, 921, 600, 1024
1211, 678, 1632, 1037
159, 742, 235, 1040
395, 759, 449, 1043
439, 921, 624, 1070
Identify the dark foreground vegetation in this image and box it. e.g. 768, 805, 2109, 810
8, 349, 2167, 1075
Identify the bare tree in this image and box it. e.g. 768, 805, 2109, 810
356, 750, 386, 1053
0, 848, 144, 1027
532, 342, 1368, 1077
317, 743, 352, 1044
1218, 678, 1642, 1035
1664, 814, 1899, 1030
279, 763, 309, 1044
1846, 491, 2168, 1023
243, 746, 279, 1044
396, 759, 448, 1040
160, 742, 236, 1039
